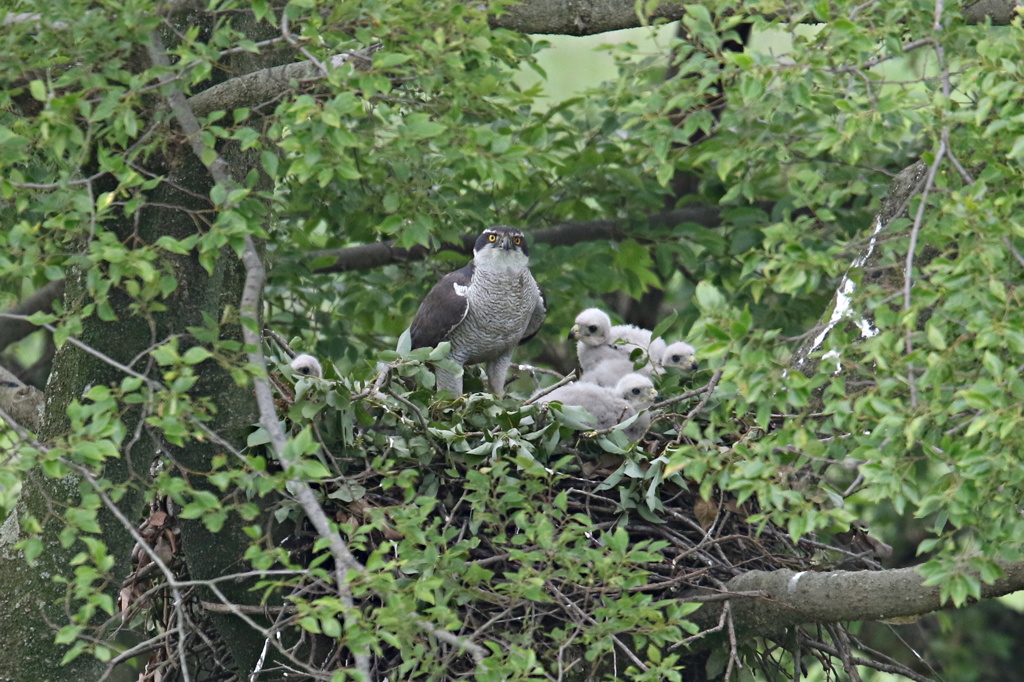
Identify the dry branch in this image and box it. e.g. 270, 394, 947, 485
304, 206, 737, 274
148, 30, 375, 680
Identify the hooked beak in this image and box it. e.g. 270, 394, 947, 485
499, 235, 513, 250
568, 324, 581, 340
690, 359, 699, 371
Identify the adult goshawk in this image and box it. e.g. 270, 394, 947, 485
410, 226, 546, 396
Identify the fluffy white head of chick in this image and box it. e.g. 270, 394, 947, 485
290, 354, 323, 379
614, 373, 657, 409
659, 341, 698, 371
569, 308, 612, 347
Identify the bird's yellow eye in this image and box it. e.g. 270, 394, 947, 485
488, 234, 496, 242
514, 237, 522, 245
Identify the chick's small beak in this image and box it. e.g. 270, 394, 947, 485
568, 324, 581, 340
690, 359, 699, 371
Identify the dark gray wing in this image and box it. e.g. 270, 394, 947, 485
410, 264, 473, 349
519, 283, 547, 345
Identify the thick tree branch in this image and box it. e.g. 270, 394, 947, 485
5, 2, 1017, 39
488, 1, 1017, 35
304, 206, 741, 274
685, 561, 1024, 649
0, 363, 43, 432
186, 45, 379, 118
960, 0, 1018, 24
790, 159, 928, 376
489, 0, 688, 36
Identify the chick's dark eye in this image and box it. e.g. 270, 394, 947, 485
632, 388, 640, 395
588, 325, 598, 333
672, 355, 680, 363
488, 234, 496, 242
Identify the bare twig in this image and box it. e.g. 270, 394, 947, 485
652, 380, 711, 411
666, 361, 725, 446
351, 361, 393, 400
523, 370, 577, 404
827, 623, 863, 682
514, 362, 566, 379
0, 313, 159, 387
723, 599, 741, 680
943, 128, 974, 184
264, 328, 298, 359
1005, 237, 1024, 269
280, 11, 328, 78
902, 32, 953, 408
802, 639, 933, 682
823, 37, 932, 74
200, 601, 297, 615
413, 614, 488, 664
680, 590, 768, 603
146, 29, 374, 680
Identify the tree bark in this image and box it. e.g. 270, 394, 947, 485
186, 45, 379, 118
791, 160, 928, 377
0, 136, 264, 681
0, 364, 43, 432
0, 46, 272, 682
684, 561, 1024, 650
489, 0, 1018, 35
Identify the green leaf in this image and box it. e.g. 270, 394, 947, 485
29, 79, 47, 102
182, 346, 213, 365
374, 53, 412, 68
651, 310, 678, 342
20, 537, 43, 565
321, 617, 342, 638
403, 113, 446, 140
396, 328, 412, 355
926, 322, 946, 350
54, 624, 83, 645
247, 427, 271, 447
694, 282, 726, 311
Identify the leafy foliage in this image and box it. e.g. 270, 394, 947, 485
1, 0, 1023, 679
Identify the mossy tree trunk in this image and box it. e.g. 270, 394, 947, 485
0, 132, 267, 678
0, 11, 291, 672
